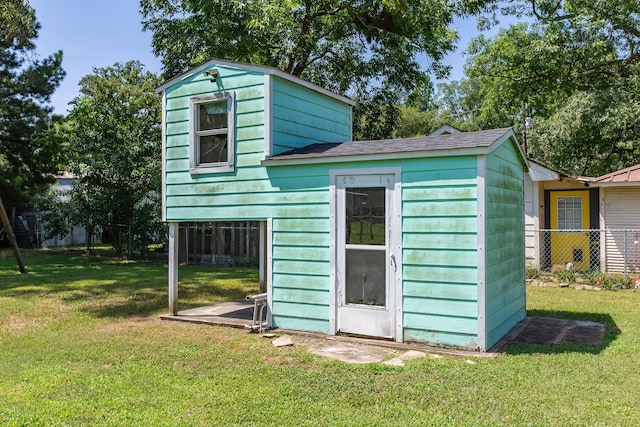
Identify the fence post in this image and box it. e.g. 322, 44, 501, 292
624, 230, 628, 279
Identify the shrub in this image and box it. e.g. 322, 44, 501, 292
584, 272, 606, 287
526, 266, 542, 279
555, 269, 577, 284
601, 274, 634, 290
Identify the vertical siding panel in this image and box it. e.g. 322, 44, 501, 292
271, 77, 351, 154
484, 140, 526, 349
400, 156, 480, 350
602, 188, 640, 273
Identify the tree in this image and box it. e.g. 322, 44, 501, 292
0, 0, 65, 210
529, 89, 640, 177
43, 61, 162, 256
140, 0, 460, 139
455, 0, 640, 174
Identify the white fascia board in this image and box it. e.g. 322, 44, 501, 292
429, 124, 462, 135
156, 58, 355, 106
485, 129, 530, 172
261, 146, 490, 167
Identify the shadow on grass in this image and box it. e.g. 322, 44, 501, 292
0, 249, 260, 319
502, 309, 620, 356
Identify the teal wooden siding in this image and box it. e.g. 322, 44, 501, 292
271, 216, 331, 332
401, 156, 480, 350
162, 64, 353, 335
162, 64, 525, 349
164, 64, 268, 222
271, 77, 351, 155
270, 161, 391, 333
484, 139, 526, 349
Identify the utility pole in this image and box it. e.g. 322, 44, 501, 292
522, 102, 532, 156
0, 197, 26, 274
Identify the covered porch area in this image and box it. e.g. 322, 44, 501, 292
161, 294, 268, 331
164, 221, 269, 330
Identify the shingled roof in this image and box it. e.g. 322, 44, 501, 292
263, 127, 517, 165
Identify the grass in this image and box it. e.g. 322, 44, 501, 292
2, 249, 640, 425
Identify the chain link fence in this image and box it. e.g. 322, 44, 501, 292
526, 229, 640, 276
179, 222, 260, 267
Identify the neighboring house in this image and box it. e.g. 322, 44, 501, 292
156, 59, 527, 351
23, 172, 96, 248
524, 160, 597, 271
525, 161, 640, 274
592, 164, 640, 273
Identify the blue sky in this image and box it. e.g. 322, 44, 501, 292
30, 0, 162, 114
30, 1, 485, 115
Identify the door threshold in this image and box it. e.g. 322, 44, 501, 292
337, 331, 394, 342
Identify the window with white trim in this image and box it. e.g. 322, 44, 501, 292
189, 93, 234, 174
557, 196, 582, 230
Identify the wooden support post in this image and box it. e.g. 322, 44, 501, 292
259, 221, 266, 293
168, 222, 179, 315
0, 197, 26, 274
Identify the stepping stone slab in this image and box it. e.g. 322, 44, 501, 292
272, 335, 294, 347
308, 342, 396, 364
399, 350, 427, 361
383, 358, 404, 367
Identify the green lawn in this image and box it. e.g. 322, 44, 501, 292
2, 249, 640, 426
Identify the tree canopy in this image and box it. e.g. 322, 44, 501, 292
0, 0, 65, 210
448, 0, 640, 175
40, 61, 162, 256
140, 0, 462, 139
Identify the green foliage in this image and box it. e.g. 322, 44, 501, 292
525, 266, 542, 279
0, 1, 65, 210
600, 274, 634, 291
140, 0, 461, 140
0, 0, 38, 46
529, 89, 640, 176
447, 0, 640, 175
555, 269, 577, 284
583, 271, 607, 287
40, 62, 163, 257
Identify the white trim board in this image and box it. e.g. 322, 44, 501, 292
264, 75, 273, 158
266, 218, 274, 327
262, 135, 525, 167
329, 166, 403, 342
161, 91, 167, 222
156, 58, 355, 106
476, 155, 487, 351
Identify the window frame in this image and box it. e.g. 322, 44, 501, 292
556, 195, 582, 230
189, 92, 235, 174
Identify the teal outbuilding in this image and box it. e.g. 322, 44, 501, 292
157, 59, 527, 351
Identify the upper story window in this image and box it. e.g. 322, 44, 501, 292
189, 93, 234, 174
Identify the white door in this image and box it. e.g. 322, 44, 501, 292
335, 173, 398, 339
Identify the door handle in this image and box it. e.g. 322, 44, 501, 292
390, 254, 397, 272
